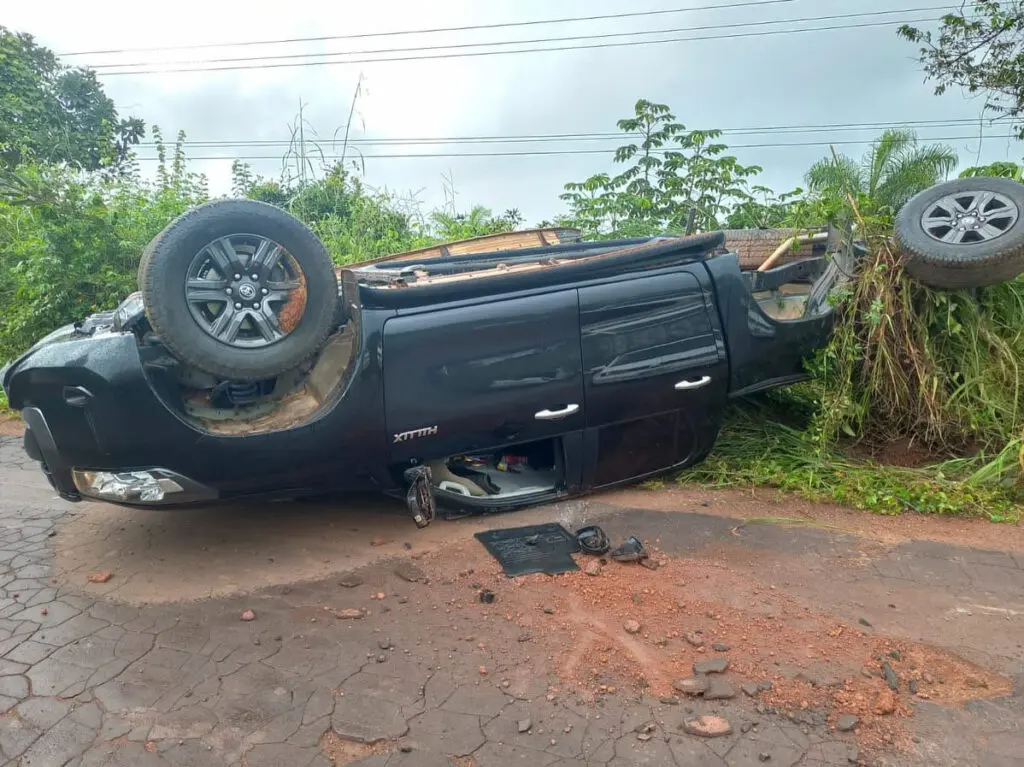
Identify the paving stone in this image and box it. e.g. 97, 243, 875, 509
16, 696, 73, 729
4, 639, 55, 665
726, 736, 804, 766
406, 707, 484, 756
18, 714, 94, 766
0, 715, 44, 760
245, 742, 323, 767
148, 706, 220, 740
473, 741, 561, 766
0, 674, 28, 698
441, 681, 509, 717
332, 693, 409, 743
78, 741, 172, 766
27, 656, 95, 696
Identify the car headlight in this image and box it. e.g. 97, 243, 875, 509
71, 469, 214, 505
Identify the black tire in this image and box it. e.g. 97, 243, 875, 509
139, 199, 339, 381
895, 177, 1024, 289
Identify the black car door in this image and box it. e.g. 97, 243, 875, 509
578, 268, 727, 489
382, 289, 585, 463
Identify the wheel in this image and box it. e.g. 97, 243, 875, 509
895, 177, 1024, 289
139, 199, 339, 381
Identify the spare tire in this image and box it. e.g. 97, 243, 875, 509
139, 199, 339, 381
895, 177, 1024, 289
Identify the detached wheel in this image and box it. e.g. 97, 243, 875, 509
895, 177, 1024, 289
139, 199, 339, 381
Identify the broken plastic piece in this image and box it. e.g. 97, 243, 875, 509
610, 536, 649, 563
404, 465, 436, 528
576, 525, 611, 555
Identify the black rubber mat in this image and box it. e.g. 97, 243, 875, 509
474, 523, 581, 576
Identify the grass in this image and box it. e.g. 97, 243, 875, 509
679, 402, 1023, 524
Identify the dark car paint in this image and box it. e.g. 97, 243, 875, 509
1, 235, 843, 511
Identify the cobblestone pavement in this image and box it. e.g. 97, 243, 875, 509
1, 434, 1022, 766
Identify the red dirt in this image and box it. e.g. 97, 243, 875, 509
0, 414, 23, 437
416, 539, 1012, 756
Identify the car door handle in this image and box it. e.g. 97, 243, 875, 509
674, 376, 712, 391
535, 404, 580, 421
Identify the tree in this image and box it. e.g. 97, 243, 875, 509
805, 129, 957, 214
899, 3, 1024, 137
560, 99, 764, 238
0, 27, 144, 174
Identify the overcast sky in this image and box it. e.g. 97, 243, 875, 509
7, 0, 1022, 223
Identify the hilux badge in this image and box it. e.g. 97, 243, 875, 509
393, 425, 439, 443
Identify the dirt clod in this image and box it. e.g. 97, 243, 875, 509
338, 573, 364, 588
683, 715, 733, 738
874, 689, 898, 715
86, 572, 113, 584
240, 609, 255, 621
623, 619, 641, 635
684, 631, 705, 648
584, 561, 602, 577
335, 609, 364, 620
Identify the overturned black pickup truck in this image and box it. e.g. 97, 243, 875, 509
4, 177, 1024, 524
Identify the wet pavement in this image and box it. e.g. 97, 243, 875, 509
0, 433, 1023, 766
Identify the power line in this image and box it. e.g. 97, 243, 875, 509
134, 118, 991, 149
60, 0, 801, 56
88, 7, 949, 71
127, 134, 1016, 161
93, 16, 941, 76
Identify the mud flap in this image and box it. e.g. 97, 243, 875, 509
404, 465, 436, 528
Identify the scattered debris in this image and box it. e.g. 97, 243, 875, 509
836, 714, 859, 732
584, 560, 603, 577
86, 572, 113, 584
240, 609, 256, 621
517, 719, 532, 734
335, 609, 364, 620
623, 619, 642, 635
576, 525, 611, 555
684, 631, 705, 648
712, 642, 730, 652
378, 638, 392, 650
610, 536, 648, 563
683, 715, 733, 738
479, 589, 496, 603
338, 573, 364, 588
640, 559, 660, 571
859, 617, 872, 628
759, 752, 771, 762
742, 683, 761, 697
693, 657, 729, 675
478, 666, 488, 676
475, 523, 581, 576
